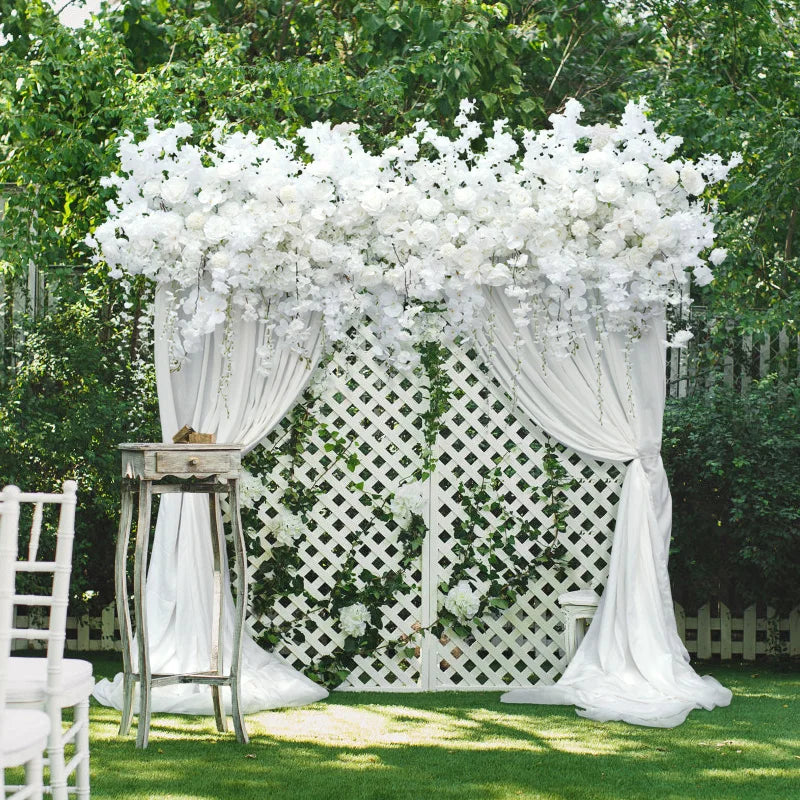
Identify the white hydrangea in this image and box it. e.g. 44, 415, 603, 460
238, 469, 268, 508
339, 602, 371, 638
389, 481, 426, 528
264, 509, 305, 547
444, 580, 483, 623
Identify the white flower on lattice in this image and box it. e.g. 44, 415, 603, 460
443, 580, 483, 623
389, 481, 426, 528
339, 602, 371, 637
238, 469, 268, 508
263, 509, 305, 547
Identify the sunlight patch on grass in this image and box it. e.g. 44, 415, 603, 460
246, 702, 639, 756
333, 752, 391, 770
699, 767, 798, 779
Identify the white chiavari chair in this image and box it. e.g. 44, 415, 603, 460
3, 482, 92, 800
1, 486, 50, 800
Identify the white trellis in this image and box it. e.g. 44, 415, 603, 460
247, 328, 626, 691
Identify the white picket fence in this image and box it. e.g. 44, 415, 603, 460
15, 602, 799, 662
667, 310, 800, 397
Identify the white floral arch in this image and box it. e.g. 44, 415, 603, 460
91, 101, 736, 726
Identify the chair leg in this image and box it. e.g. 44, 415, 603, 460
75, 699, 91, 800
46, 702, 68, 800
25, 753, 45, 800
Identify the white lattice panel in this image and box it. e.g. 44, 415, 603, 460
246, 330, 626, 691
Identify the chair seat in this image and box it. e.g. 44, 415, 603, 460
558, 589, 600, 608
7, 657, 94, 708
0, 708, 50, 767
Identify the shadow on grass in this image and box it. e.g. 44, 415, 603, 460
81, 663, 798, 800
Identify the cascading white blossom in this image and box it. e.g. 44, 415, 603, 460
89, 100, 740, 365
339, 602, 372, 637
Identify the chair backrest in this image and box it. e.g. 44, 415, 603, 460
0, 490, 22, 722
1, 482, 78, 689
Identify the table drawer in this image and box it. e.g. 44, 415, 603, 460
155, 451, 235, 475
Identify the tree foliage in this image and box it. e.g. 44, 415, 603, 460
1, 0, 798, 609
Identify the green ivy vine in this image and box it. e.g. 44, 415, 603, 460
240, 339, 577, 689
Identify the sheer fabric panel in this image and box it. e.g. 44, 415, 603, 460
483, 289, 731, 727
93, 290, 328, 714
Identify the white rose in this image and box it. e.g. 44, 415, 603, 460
279, 184, 298, 204
203, 216, 229, 244
620, 161, 649, 184
416, 222, 440, 247
376, 214, 400, 236
418, 197, 443, 220
483, 262, 512, 286
596, 175, 625, 204
389, 481, 426, 527
339, 603, 371, 638
309, 239, 333, 263
457, 244, 482, 271
438, 242, 458, 262
693, 264, 714, 286
209, 251, 230, 270
509, 187, 531, 208
680, 165, 706, 195
583, 149, 613, 172
709, 247, 728, 266
474, 201, 493, 221
161, 176, 190, 205
453, 186, 477, 211
268, 509, 304, 547
571, 219, 590, 238
186, 211, 206, 230
361, 187, 387, 216
654, 162, 679, 189
571, 187, 597, 218
443, 580, 482, 623
142, 180, 161, 199
282, 202, 302, 223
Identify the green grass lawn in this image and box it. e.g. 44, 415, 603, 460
16, 655, 800, 800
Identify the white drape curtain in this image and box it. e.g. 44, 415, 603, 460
483, 289, 732, 727
92, 289, 329, 714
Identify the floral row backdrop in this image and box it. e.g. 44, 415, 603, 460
90, 98, 739, 370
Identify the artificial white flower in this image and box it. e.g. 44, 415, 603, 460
668, 329, 694, 348
94, 100, 736, 367
680, 165, 706, 196
389, 481, 426, 528
709, 247, 728, 266
444, 580, 483, 623
264, 509, 305, 547
339, 603, 371, 637
596, 175, 625, 204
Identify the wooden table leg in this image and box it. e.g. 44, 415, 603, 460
134, 480, 153, 749
115, 483, 135, 736
228, 477, 249, 744
208, 491, 227, 733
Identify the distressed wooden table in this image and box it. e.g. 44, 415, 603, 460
115, 443, 249, 748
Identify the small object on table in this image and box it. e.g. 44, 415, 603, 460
171, 425, 216, 444
115, 443, 248, 748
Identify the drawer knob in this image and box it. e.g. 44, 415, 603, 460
189, 458, 198, 466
